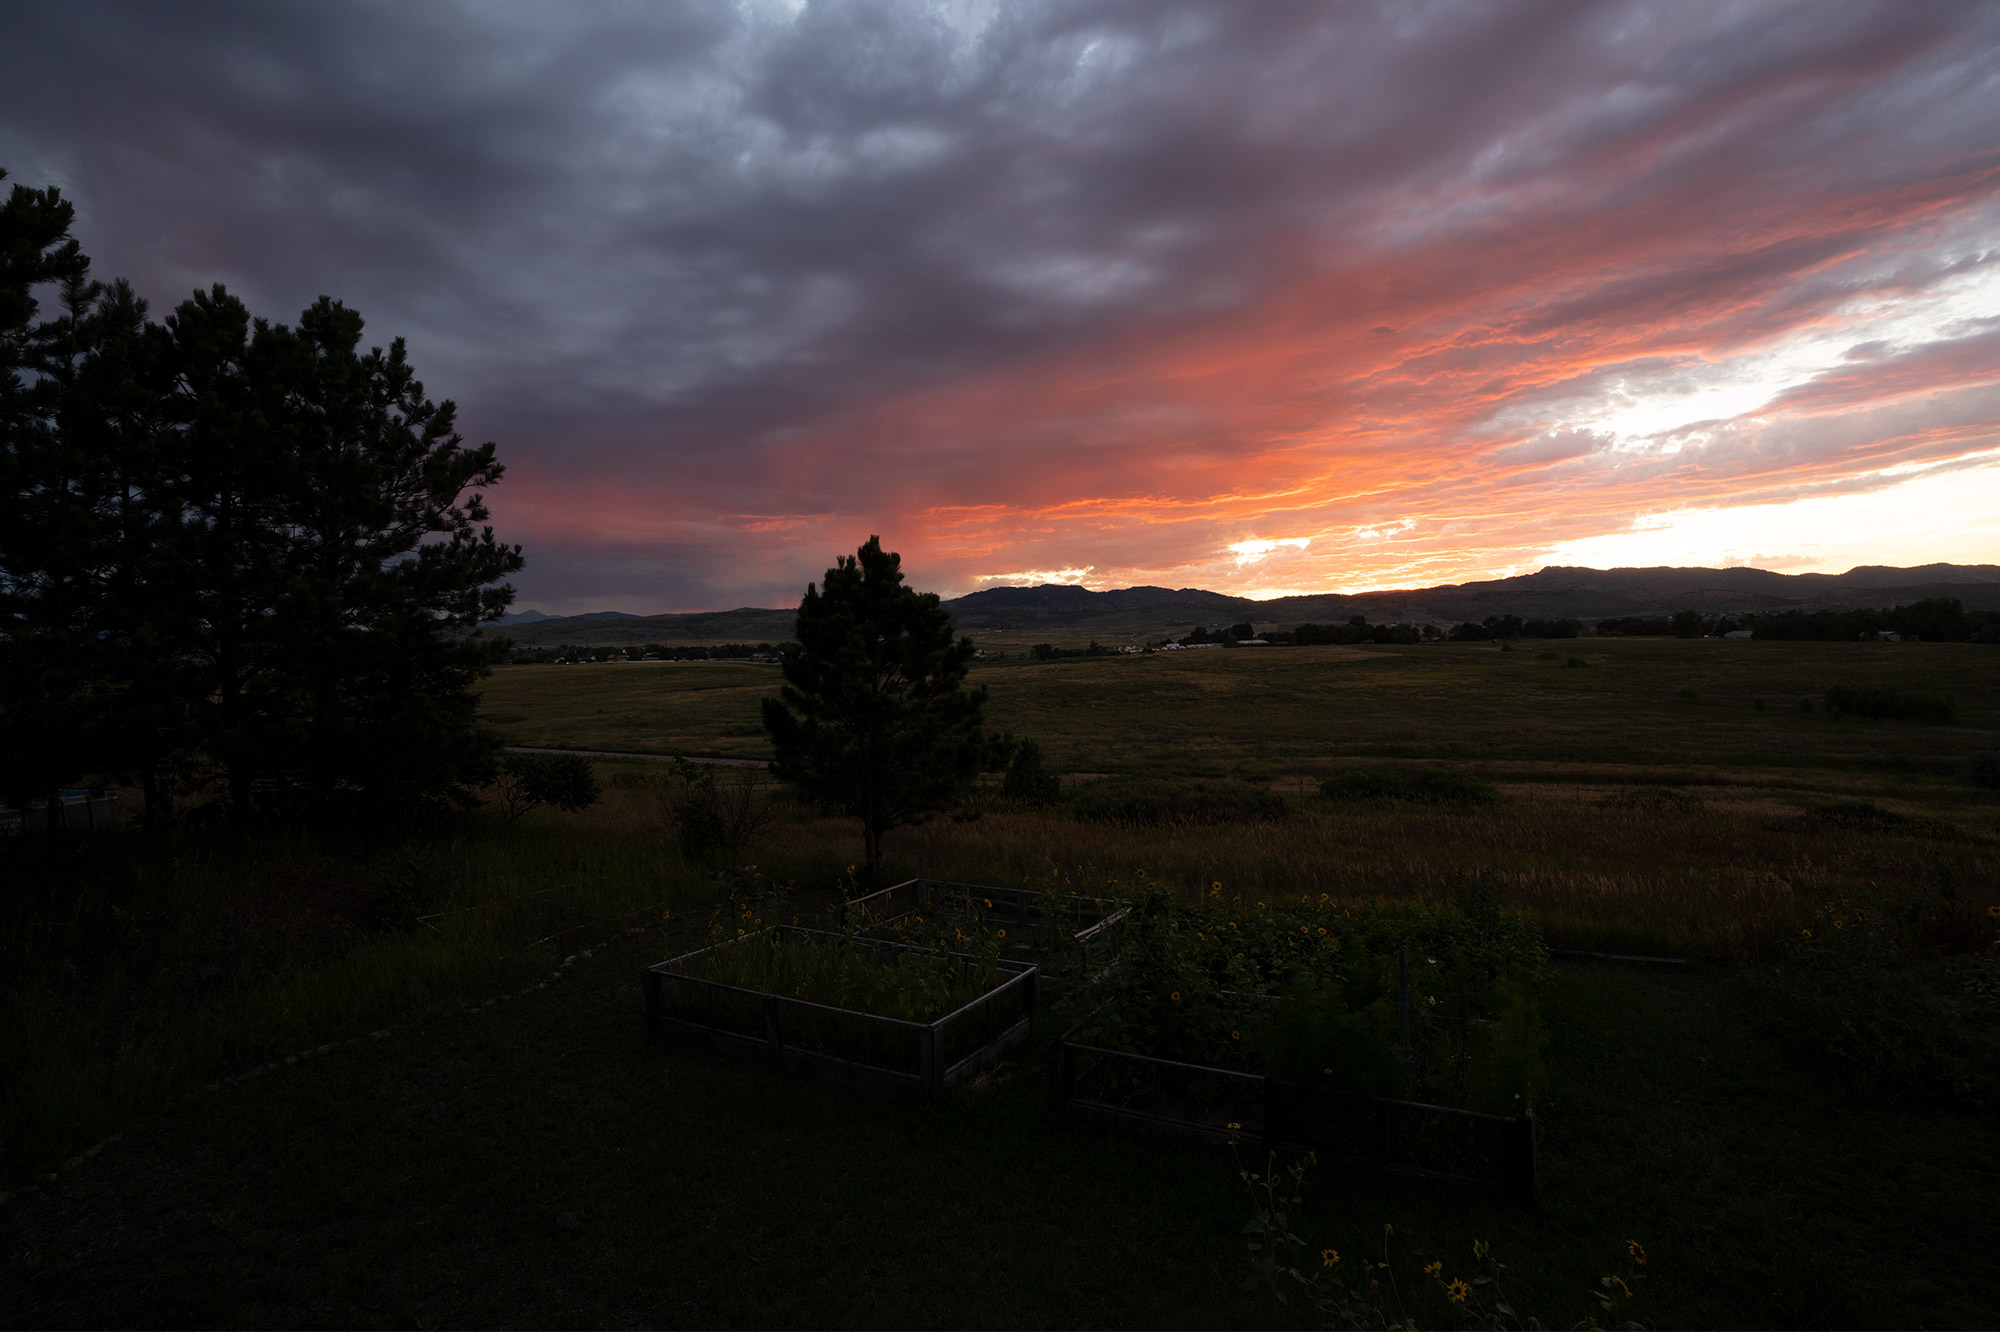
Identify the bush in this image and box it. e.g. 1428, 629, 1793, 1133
1824, 683, 1957, 723
494, 752, 602, 824
1001, 739, 1062, 804
1065, 777, 1287, 825
1076, 882, 1548, 1113
1318, 768, 1498, 807
661, 759, 776, 857
1971, 751, 2000, 789
1738, 896, 1998, 1109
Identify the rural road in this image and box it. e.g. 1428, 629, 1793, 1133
503, 746, 768, 769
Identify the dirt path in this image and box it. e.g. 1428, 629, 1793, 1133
503, 745, 767, 768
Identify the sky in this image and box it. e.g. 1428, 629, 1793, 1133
4, 0, 1998, 613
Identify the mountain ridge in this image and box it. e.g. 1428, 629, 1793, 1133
489, 562, 2000, 645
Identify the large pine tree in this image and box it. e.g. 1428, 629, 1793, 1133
0, 172, 523, 818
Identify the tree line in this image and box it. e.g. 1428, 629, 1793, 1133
1, 172, 520, 822
1594, 599, 1997, 642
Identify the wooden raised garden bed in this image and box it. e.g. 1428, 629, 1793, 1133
841, 877, 1132, 976
1049, 1023, 1537, 1206
644, 925, 1039, 1095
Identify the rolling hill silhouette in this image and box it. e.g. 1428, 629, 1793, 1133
493, 563, 2000, 645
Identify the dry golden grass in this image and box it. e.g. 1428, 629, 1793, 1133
573, 765, 1998, 960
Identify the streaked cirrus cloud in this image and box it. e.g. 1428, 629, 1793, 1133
4, 0, 1995, 610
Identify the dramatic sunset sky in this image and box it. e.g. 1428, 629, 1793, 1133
5, 1, 1998, 611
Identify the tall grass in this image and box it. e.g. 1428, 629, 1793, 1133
755, 786, 1995, 960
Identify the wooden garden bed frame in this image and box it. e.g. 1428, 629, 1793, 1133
644, 925, 1039, 1096
1050, 1021, 1538, 1206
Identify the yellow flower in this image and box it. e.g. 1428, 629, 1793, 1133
996, 928, 1006, 938
1833, 919, 1844, 930
1231, 1030, 1240, 1040
1424, 1261, 1442, 1276
1988, 905, 1998, 918
1170, 990, 1181, 1002
983, 898, 992, 908
1322, 1249, 1340, 1267
1802, 928, 1812, 938
1628, 1241, 1646, 1266
1227, 1121, 1241, 1130
1317, 927, 1327, 935
1607, 1275, 1632, 1299
1447, 1279, 1469, 1303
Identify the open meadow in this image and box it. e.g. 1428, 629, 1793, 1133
3, 636, 1997, 1327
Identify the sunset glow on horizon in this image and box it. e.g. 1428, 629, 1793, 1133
8, 2, 1997, 610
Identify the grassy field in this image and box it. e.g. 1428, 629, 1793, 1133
484, 639, 2000, 958
483, 638, 2000, 787
3, 635, 1996, 1326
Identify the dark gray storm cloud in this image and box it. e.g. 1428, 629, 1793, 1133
5, 1, 1997, 609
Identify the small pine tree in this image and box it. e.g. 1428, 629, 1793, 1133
761, 536, 990, 884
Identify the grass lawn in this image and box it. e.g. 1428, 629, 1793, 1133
4, 932, 1994, 1328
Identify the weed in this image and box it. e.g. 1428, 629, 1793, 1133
1232, 1141, 1644, 1329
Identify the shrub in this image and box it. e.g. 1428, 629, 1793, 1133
1001, 739, 1062, 804
1318, 768, 1498, 807
1971, 751, 2000, 789
1076, 881, 1548, 1113
661, 758, 776, 857
1824, 683, 1957, 723
1737, 897, 1997, 1109
494, 752, 602, 824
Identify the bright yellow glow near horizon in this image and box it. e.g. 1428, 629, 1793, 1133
1535, 459, 2000, 576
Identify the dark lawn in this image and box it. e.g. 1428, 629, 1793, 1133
5, 934, 1993, 1329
